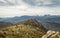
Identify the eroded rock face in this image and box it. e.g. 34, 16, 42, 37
42, 30, 60, 38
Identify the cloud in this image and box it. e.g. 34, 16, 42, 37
23, 0, 60, 7
0, 0, 60, 17
0, 0, 60, 7
0, 0, 24, 6
0, 0, 15, 6
0, 5, 60, 17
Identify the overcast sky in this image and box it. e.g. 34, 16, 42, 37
0, 0, 60, 17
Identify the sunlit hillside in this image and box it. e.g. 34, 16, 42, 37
0, 19, 47, 38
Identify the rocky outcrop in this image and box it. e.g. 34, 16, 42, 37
42, 30, 60, 38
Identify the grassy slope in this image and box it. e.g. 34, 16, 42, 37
0, 19, 47, 38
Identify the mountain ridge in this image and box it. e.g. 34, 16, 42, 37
0, 15, 60, 23
0, 19, 47, 38
0, 19, 60, 38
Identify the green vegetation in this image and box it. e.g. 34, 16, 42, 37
0, 19, 47, 38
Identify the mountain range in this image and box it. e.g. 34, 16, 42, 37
0, 15, 60, 23
0, 18, 60, 38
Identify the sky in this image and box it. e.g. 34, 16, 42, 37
0, 0, 60, 17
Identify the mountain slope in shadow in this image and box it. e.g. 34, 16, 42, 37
42, 22, 60, 31
0, 22, 13, 28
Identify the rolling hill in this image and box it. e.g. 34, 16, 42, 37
0, 19, 47, 38
0, 19, 60, 38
